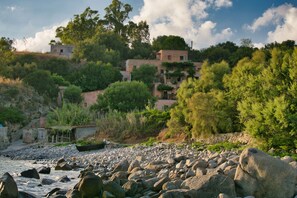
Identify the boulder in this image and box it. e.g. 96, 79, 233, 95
128, 160, 140, 173
18, 191, 37, 198
20, 168, 40, 179
234, 148, 296, 198
58, 175, 71, 183
159, 189, 197, 198
103, 180, 125, 198
65, 189, 81, 198
38, 166, 51, 174
77, 172, 103, 198
0, 172, 18, 198
122, 180, 138, 197
55, 162, 72, 171
112, 159, 129, 173
181, 172, 236, 197
41, 178, 56, 185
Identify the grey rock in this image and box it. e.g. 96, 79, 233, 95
41, 178, 56, 185
113, 159, 129, 172
234, 148, 296, 198
77, 172, 103, 198
103, 180, 125, 198
181, 172, 236, 198
122, 180, 138, 196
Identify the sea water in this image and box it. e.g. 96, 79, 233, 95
0, 156, 80, 197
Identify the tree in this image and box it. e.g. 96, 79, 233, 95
0, 37, 15, 66
93, 81, 153, 112
152, 35, 189, 51
67, 62, 122, 92
103, 0, 132, 38
39, 58, 71, 77
63, 85, 83, 104
23, 70, 58, 98
56, 7, 100, 44
131, 64, 157, 89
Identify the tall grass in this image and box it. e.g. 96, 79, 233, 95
96, 108, 170, 140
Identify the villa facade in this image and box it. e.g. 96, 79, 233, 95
125, 50, 202, 100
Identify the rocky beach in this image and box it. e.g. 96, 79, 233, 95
1, 142, 297, 198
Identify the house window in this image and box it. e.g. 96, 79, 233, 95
60, 49, 64, 53
160, 69, 164, 74
133, 65, 137, 70
180, 56, 184, 61
168, 55, 172, 60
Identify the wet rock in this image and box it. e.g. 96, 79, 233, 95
21, 168, 40, 179
38, 166, 51, 174
122, 180, 138, 197
41, 178, 56, 185
58, 175, 71, 183
0, 172, 18, 198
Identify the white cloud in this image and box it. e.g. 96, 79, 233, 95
133, 0, 233, 49
13, 21, 67, 53
6, 6, 16, 12
253, 42, 265, 49
213, 0, 232, 9
247, 4, 297, 43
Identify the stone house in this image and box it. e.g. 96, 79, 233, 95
50, 44, 74, 58
126, 50, 202, 100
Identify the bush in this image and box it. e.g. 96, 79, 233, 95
46, 103, 93, 127
63, 85, 82, 104
0, 106, 25, 124
92, 81, 153, 112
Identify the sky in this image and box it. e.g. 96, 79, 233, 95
1, 0, 297, 52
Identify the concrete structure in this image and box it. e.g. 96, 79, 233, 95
47, 125, 97, 143
22, 129, 38, 144
50, 44, 74, 58
125, 50, 202, 100
0, 127, 9, 150
37, 128, 48, 142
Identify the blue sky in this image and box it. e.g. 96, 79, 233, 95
1, 0, 296, 52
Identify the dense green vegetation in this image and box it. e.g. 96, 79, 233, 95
131, 64, 157, 89
167, 45, 297, 151
46, 103, 94, 127
92, 81, 153, 112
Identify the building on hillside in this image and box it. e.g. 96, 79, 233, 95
125, 50, 202, 100
82, 90, 104, 107
50, 44, 74, 58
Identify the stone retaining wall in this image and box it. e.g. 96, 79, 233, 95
0, 127, 10, 150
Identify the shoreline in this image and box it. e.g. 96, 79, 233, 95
1, 142, 297, 197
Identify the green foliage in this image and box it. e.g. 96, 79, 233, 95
51, 74, 70, 86
162, 62, 194, 68
157, 84, 174, 91
56, 7, 100, 44
63, 85, 83, 104
39, 58, 71, 77
152, 35, 189, 51
96, 108, 169, 140
67, 62, 122, 92
23, 70, 58, 98
131, 64, 157, 89
141, 137, 159, 146
0, 37, 15, 66
92, 81, 153, 112
207, 142, 242, 152
46, 103, 93, 127
96, 110, 146, 140
0, 106, 25, 124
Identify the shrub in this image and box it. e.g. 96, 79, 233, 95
0, 106, 25, 124
63, 85, 82, 104
46, 103, 93, 127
